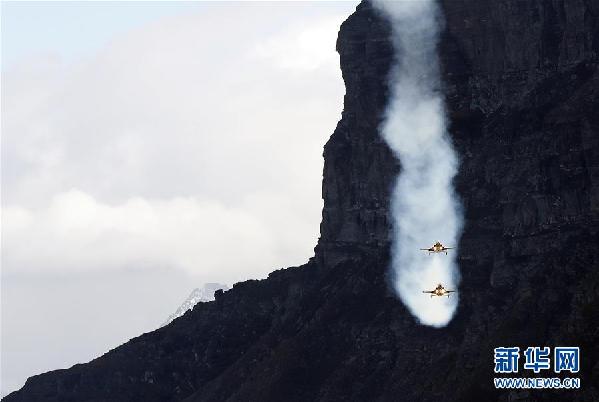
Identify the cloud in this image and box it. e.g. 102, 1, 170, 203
253, 16, 346, 73
3, 190, 280, 283
2, 4, 355, 282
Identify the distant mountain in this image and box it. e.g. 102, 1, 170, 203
162, 284, 229, 327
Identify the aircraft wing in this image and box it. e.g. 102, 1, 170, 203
420, 248, 432, 251
446, 290, 456, 293
422, 290, 434, 294
443, 247, 454, 250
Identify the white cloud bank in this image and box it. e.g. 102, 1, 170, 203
3, 190, 278, 282
2, 4, 355, 284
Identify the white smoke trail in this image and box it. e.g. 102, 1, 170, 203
372, 0, 462, 327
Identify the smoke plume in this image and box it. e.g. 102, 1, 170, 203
372, 0, 462, 327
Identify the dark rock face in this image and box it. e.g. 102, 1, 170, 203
315, 5, 396, 266
5, 1, 599, 401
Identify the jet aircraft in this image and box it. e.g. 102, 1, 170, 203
420, 241, 453, 255
422, 284, 456, 298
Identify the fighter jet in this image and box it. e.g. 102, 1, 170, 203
420, 241, 453, 255
422, 284, 456, 298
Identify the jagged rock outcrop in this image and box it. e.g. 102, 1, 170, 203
5, 1, 599, 401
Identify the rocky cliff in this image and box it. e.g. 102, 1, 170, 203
5, 0, 599, 401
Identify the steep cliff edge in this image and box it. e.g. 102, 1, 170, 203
5, 1, 599, 401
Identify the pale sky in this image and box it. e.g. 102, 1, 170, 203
1, 1, 359, 396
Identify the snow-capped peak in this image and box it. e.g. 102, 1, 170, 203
162, 283, 229, 326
